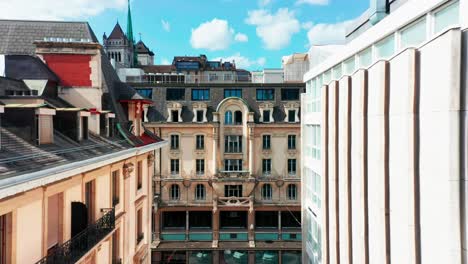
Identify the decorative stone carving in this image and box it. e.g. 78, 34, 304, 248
183, 179, 191, 188
147, 153, 155, 166
192, 102, 208, 123
166, 102, 183, 122
123, 162, 134, 178
276, 179, 285, 187
283, 102, 300, 123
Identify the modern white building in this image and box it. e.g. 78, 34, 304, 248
301, 0, 467, 263
251, 69, 284, 83
283, 53, 310, 83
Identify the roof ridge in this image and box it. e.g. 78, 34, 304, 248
0, 19, 88, 24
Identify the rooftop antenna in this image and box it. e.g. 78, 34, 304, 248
139, 32, 142, 41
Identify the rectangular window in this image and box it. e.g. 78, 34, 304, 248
189, 211, 212, 229
358, 47, 372, 68
312, 171, 322, 209
196, 135, 205, 150
288, 159, 297, 175
400, 17, 427, 48
137, 161, 143, 191
112, 228, 120, 263
136, 88, 152, 99
224, 74, 233, 81
196, 110, 204, 122
170, 135, 179, 150
166, 88, 185, 100
225, 135, 242, 153
170, 159, 180, 175
343, 56, 356, 75
196, 159, 205, 175
111, 170, 120, 206
256, 89, 275, 101
255, 211, 278, 229
0, 213, 12, 264
434, 1, 459, 34
162, 212, 186, 229
171, 110, 179, 122
262, 135, 271, 150
263, 110, 271, 122
281, 89, 300, 100
85, 181, 95, 223
288, 110, 296, 123
262, 159, 271, 175
136, 209, 143, 244
224, 89, 242, 98
224, 159, 243, 171
288, 135, 296, 150
311, 125, 321, 160
224, 185, 243, 197
311, 78, 321, 113
375, 34, 395, 60
192, 89, 210, 101
209, 73, 218, 81
322, 70, 331, 85
332, 64, 342, 80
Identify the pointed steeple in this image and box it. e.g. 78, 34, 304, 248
126, 0, 134, 44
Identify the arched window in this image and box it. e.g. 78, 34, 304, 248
225, 111, 233, 124
195, 184, 206, 200
287, 184, 297, 200
170, 184, 180, 200
261, 184, 272, 200
234, 111, 242, 124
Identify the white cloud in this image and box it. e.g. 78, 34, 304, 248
296, 0, 329, 5
0, 0, 127, 20
161, 19, 170, 32
214, 53, 266, 69
245, 8, 300, 50
306, 19, 353, 45
161, 58, 171, 65
301, 21, 314, 30
234, 33, 249, 42
190, 19, 234, 51
258, 0, 272, 7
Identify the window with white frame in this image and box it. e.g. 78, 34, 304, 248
287, 184, 297, 200
170, 135, 179, 150
288, 159, 297, 176
195, 184, 206, 200
170, 184, 180, 200
312, 171, 321, 209
262, 135, 271, 150
262, 159, 271, 176
433, 1, 459, 34
170, 159, 180, 175
196, 159, 205, 176
311, 77, 321, 113
224, 159, 242, 171
225, 111, 233, 125
225, 135, 242, 153
196, 135, 205, 150
400, 17, 427, 49
225, 185, 242, 197
288, 135, 296, 150
312, 125, 321, 160
261, 184, 272, 200
311, 215, 322, 263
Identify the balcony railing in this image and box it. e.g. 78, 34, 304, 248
36, 208, 115, 264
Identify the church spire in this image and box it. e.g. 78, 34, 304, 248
126, 0, 134, 44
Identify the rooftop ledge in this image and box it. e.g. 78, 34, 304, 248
0, 140, 167, 200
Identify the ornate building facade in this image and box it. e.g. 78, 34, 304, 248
129, 83, 305, 263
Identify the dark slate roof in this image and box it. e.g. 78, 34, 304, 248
139, 65, 175, 74
135, 40, 154, 56
108, 22, 126, 40
5, 55, 59, 82
0, 77, 30, 95
0, 20, 97, 55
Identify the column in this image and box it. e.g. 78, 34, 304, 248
213, 127, 218, 173
153, 209, 161, 242
248, 199, 255, 247
248, 126, 254, 173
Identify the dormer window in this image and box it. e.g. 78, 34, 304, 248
167, 102, 182, 123
259, 103, 274, 123
283, 102, 300, 123
263, 110, 270, 122
288, 110, 295, 123
196, 111, 203, 122
172, 111, 179, 122
192, 102, 207, 123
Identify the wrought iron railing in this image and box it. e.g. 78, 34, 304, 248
35, 208, 115, 264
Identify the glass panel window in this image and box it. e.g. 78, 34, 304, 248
262, 159, 272, 175
288, 110, 296, 123
225, 111, 233, 125
191, 89, 210, 101
170, 135, 179, 150
288, 159, 297, 175
311, 125, 321, 160
358, 47, 373, 68
224, 89, 242, 98
196, 135, 205, 150
170, 159, 180, 175
255, 251, 279, 263
288, 135, 296, 150
281, 89, 300, 100
196, 110, 204, 122
170, 184, 180, 200
322, 70, 331, 85
262, 135, 271, 150
195, 184, 206, 200
332, 64, 342, 80
287, 184, 297, 200
224, 159, 243, 171
196, 159, 205, 176
224, 185, 242, 197
136, 88, 152, 99
256, 89, 275, 101
400, 17, 427, 48
434, 1, 459, 34
375, 34, 395, 60
311, 78, 321, 113
311, 170, 322, 209
225, 135, 242, 153
137, 161, 143, 190
343, 56, 356, 75
166, 88, 185, 100
111, 170, 120, 206
263, 110, 271, 122
261, 184, 273, 200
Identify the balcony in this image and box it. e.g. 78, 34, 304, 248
215, 170, 251, 179
36, 208, 115, 264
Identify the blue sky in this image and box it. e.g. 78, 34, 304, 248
1, 0, 369, 70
